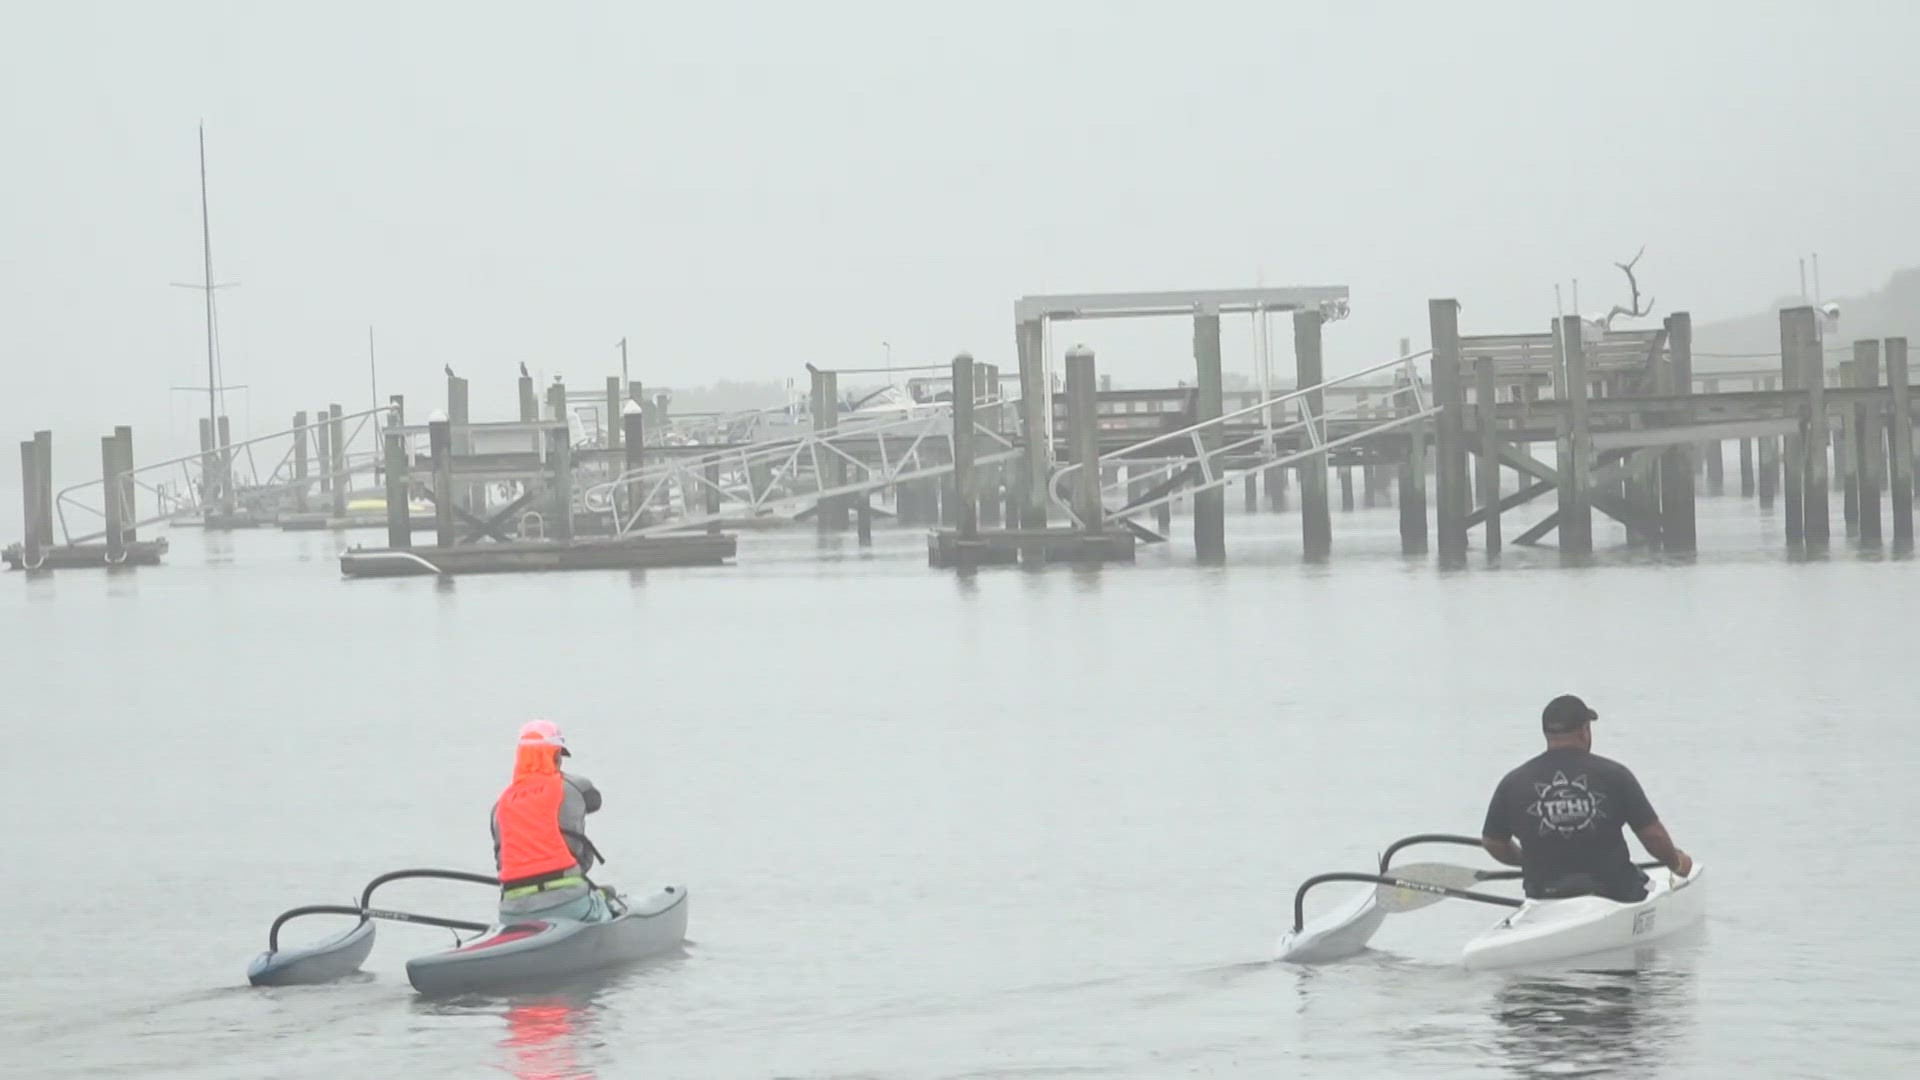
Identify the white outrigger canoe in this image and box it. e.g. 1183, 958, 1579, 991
1276, 833, 1705, 970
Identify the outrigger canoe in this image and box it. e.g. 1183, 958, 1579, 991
247, 867, 688, 993
1277, 833, 1704, 970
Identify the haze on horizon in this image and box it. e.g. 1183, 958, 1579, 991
3, 0, 1915, 464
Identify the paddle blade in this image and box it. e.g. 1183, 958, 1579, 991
1372, 863, 1484, 913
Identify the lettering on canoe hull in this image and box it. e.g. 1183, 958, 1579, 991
1632, 909, 1656, 936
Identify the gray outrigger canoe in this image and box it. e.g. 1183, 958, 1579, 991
406, 885, 689, 996
247, 868, 689, 994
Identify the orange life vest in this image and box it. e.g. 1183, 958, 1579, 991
495, 773, 578, 885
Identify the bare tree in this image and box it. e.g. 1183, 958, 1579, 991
1602, 247, 1655, 329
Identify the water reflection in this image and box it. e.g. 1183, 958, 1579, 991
1490, 963, 1694, 1080
499, 994, 599, 1080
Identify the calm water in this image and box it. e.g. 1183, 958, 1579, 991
4, 494, 1916, 1079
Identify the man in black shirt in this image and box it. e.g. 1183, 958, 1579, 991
1481, 694, 1693, 902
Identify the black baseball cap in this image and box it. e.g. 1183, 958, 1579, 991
1542, 694, 1598, 733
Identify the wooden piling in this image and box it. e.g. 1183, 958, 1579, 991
1789, 307, 1829, 544
1065, 345, 1103, 535
1839, 359, 1860, 536
1853, 342, 1883, 543
1885, 337, 1914, 545
622, 400, 646, 522
1739, 439, 1756, 498
429, 414, 455, 547
114, 426, 136, 542
811, 368, 847, 532
293, 411, 310, 512
1244, 474, 1258, 513
547, 382, 574, 541
951, 353, 979, 540
1759, 376, 1779, 509
197, 417, 216, 509
19, 438, 43, 565
1194, 313, 1226, 561
605, 377, 623, 447
1016, 318, 1049, 531
101, 434, 125, 562
1556, 317, 1594, 554
215, 416, 236, 515
329, 404, 347, 518
856, 497, 872, 544
1703, 379, 1725, 495
1430, 302, 1467, 562
1295, 310, 1330, 558
1656, 313, 1697, 550
1476, 357, 1502, 555
1397, 365, 1428, 551
1780, 312, 1807, 542
704, 461, 722, 516
519, 375, 538, 422
383, 429, 411, 549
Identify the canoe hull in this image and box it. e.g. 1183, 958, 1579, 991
247, 919, 376, 986
1275, 884, 1388, 963
1461, 864, 1705, 970
405, 885, 687, 995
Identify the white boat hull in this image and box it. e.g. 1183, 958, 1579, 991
1461, 864, 1705, 970
1274, 884, 1389, 963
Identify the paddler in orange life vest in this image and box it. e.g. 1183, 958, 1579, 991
491, 720, 612, 923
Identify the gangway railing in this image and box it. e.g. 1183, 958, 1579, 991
582, 401, 1020, 537
1048, 351, 1435, 528
52, 404, 394, 544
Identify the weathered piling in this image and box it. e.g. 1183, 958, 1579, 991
605, 377, 623, 447
1739, 439, 1756, 498
100, 435, 125, 562
622, 399, 645, 522
1758, 375, 1779, 509
856, 497, 873, 544
1557, 316, 1594, 554
430, 413, 455, 548
293, 411, 310, 512
547, 382, 574, 541
1780, 312, 1807, 541
329, 404, 347, 518
1244, 475, 1258, 512
1839, 359, 1860, 536
383, 428, 411, 549
1856, 342, 1884, 543
1065, 346, 1103, 535
1339, 465, 1355, 512
313, 412, 333, 504
1430, 301, 1467, 562
1886, 338, 1914, 544
113, 426, 136, 543
1295, 310, 1330, 559
1660, 313, 1699, 549
519, 375, 539, 422
1396, 361, 1428, 551
216, 416, 236, 515
1790, 307, 1830, 544
1193, 313, 1225, 561
17, 431, 54, 565
811, 368, 846, 532
1703, 379, 1725, 495
951, 352, 980, 540
1016, 318, 1049, 531
1476, 357, 1502, 556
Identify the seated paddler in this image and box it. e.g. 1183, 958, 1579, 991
492, 719, 611, 923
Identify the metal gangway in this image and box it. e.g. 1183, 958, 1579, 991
1048, 350, 1436, 529
51, 406, 390, 545
581, 401, 1021, 537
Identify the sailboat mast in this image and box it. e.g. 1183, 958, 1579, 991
198, 125, 218, 439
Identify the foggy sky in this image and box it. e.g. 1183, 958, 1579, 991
4, 0, 1916, 466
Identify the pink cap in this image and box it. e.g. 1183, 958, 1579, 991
517, 719, 568, 753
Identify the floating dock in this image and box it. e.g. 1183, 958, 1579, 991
338, 535, 736, 577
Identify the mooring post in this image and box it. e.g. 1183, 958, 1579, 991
704, 460, 722, 516
197, 417, 216, 511
1194, 312, 1226, 561
1779, 311, 1807, 542
1557, 316, 1594, 554
1430, 301, 1467, 562
313, 411, 332, 508
1243, 474, 1258, 512
620, 399, 646, 524
383, 428, 411, 550
100, 433, 125, 562
1397, 358, 1428, 551
293, 411, 310, 513
1839, 359, 1860, 536
951, 352, 980, 540
547, 382, 574, 541
1295, 309, 1330, 558
329, 404, 347, 518
1016, 318, 1050, 532
1476, 357, 1502, 556
1885, 338, 1914, 545
114, 426, 136, 543
1656, 313, 1697, 551
1361, 403, 1382, 508
1703, 379, 1725, 495
1065, 345, 1102, 536
1789, 307, 1830, 544
605, 377, 623, 448
1857, 341, 1885, 543
856, 496, 873, 544
19, 439, 42, 564
1739, 439, 1756, 498
215, 416, 236, 516
1759, 375, 1779, 509
518, 374, 538, 422
429, 412, 455, 548
810, 367, 846, 531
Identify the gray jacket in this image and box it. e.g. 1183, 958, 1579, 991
490, 771, 603, 881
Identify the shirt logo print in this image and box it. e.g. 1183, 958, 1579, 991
1526, 771, 1608, 835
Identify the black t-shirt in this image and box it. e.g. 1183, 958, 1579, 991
1481, 747, 1658, 893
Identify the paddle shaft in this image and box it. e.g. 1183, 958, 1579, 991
1292, 871, 1522, 932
